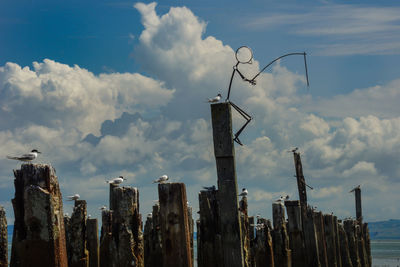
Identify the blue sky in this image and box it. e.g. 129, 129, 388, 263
0, 0, 399, 223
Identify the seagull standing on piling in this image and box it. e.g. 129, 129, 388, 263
106, 176, 126, 185
206, 93, 222, 103
153, 174, 169, 184
239, 188, 248, 197
66, 194, 80, 201
203, 185, 216, 191
6, 149, 41, 162
99, 205, 107, 211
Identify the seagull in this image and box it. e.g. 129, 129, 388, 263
284, 195, 290, 200
66, 194, 80, 201
106, 176, 126, 185
99, 205, 107, 211
238, 188, 248, 197
206, 93, 222, 103
147, 212, 152, 218
349, 185, 361, 193
291, 147, 298, 153
153, 174, 169, 184
6, 149, 41, 162
203, 185, 216, 191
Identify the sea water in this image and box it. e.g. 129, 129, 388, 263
5, 226, 400, 266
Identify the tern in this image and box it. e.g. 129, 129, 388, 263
206, 93, 222, 103
106, 176, 126, 185
238, 188, 248, 197
153, 174, 169, 184
66, 194, 80, 201
99, 205, 107, 211
349, 185, 361, 193
203, 185, 216, 191
7, 149, 41, 162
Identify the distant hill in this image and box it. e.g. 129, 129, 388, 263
368, 219, 400, 239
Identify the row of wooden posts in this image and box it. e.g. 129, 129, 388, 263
0, 103, 372, 267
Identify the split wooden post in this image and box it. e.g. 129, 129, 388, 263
10, 164, 68, 267
344, 220, 360, 267
314, 211, 328, 267
285, 200, 307, 267
0, 206, 7, 267
338, 222, 353, 267
248, 216, 256, 267
66, 199, 89, 267
187, 205, 195, 264
323, 214, 337, 267
272, 202, 291, 267
362, 223, 372, 267
198, 189, 222, 267
254, 218, 274, 267
333, 216, 342, 267
158, 183, 192, 267
87, 218, 99, 267
144, 204, 163, 267
239, 196, 251, 267
99, 210, 115, 267
303, 206, 321, 267
211, 102, 244, 267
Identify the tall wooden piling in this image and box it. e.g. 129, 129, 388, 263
272, 202, 291, 267
293, 151, 307, 206
338, 223, 353, 267
333, 217, 342, 267
323, 214, 337, 267
362, 223, 371, 267
239, 196, 251, 267
285, 200, 306, 267
87, 218, 99, 267
211, 102, 244, 267
66, 199, 89, 267
303, 206, 321, 267
314, 212, 328, 267
254, 218, 274, 267
352, 188, 362, 222
198, 189, 222, 267
158, 183, 192, 267
10, 164, 68, 267
0, 206, 7, 267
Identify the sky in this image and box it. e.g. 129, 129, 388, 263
0, 0, 399, 224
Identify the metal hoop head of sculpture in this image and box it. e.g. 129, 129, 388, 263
235, 46, 253, 64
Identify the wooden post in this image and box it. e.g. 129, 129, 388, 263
196, 219, 201, 267
66, 199, 89, 267
362, 223, 371, 267
353, 188, 362, 223
248, 216, 256, 267
333, 217, 342, 267
99, 210, 116, 267
344, 220, 360, 267
254, 218, 274, 267
187, 205, 195, 264
355, 224, 368, 267
211, 102, 244, 267
323, 214, 337, 267
10, 164, 68, 267
285, 200, 307, 267
302, 206, 321, 267
239, 196, 250, 267
144, 204, 163, 267
158, 183, 192, 267
293, 151, 307, 206
272, 203, 291, 267
111, 186, 144, 267
198, 189, 222, 267
338, 222, 353, 267
87, 218, 99, 267
314, 211, 328, 267
0, 206, 7, 267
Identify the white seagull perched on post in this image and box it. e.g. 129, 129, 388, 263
6, 149, 41, 162
206, 93, 222, 103
99, 205, 107, 211
153, 174, 169, 184
238, 188, 248, 197
66, 194, 80, 201
106, 176, 126, 185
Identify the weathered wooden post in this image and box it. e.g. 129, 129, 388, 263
350, 187, 362, 223
211, 102, 244, 267
248, 216, 256, 267
111, 186, 144, 267
144, 204, 163, 267
99, 210, 116, 267
187, 205, 195, 264
362, 223, 371, 267
66, 199, 89, 267
0, 206, 7, 267
355, 225, 368, 267
239, 196, 251, 267
338, 222, 353, 267
314, 211, 328, 267
285, 200, 307, 267
87, 218, 99, 267
272, 202, 291, 267
254, 218, 274, 267
196, 219, 201, 267
344, 220, 360, 267
293, 151, 307, 206
158, 183, 192, 267
323, 214, 337, 267
303, 206, 321, 267
333, 216, 342, 267
198, 189, 222, 267
10, 164, 68, 267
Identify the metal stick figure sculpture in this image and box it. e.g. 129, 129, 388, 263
226, 46, 310, 145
